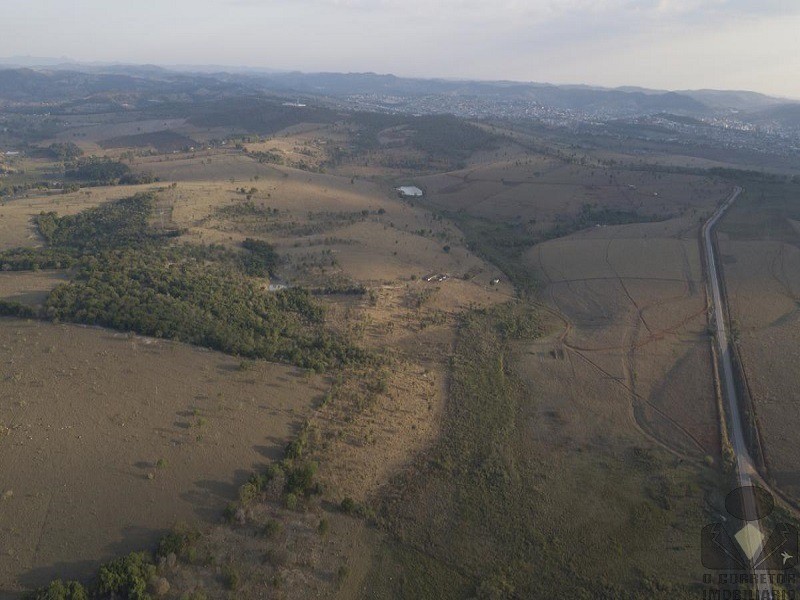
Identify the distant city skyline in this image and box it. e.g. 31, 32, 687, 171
3, 0, 800, 99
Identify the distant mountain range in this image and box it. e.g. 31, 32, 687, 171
238, 71, 710, 115
0, 60, 797, 128
0, 67, 250, 102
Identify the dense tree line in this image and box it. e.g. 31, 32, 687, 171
0, 247, 77, 271
545, 204, 664, 239
43, 252, 359, 370
65, 158, 131, 184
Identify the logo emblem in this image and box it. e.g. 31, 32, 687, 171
701, 486, 798, 570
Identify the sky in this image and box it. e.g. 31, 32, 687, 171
2, 0, 800, 98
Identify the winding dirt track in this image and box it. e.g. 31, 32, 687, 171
533, 220, 713, 459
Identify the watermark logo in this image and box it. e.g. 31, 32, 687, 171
701, 485, 797, 571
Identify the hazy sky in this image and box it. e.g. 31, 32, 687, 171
3, 0, 800, 97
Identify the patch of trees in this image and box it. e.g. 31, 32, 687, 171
349, 111, 497, 167
248, 149, 324, 173
0, 299, 38, 319
707, 167, 788, 183
96, 552, 155, 599
26, 579, 88, 600
250, 149, 284, 165
411, 114, 496, 163
27, 546, 172, 600
40, 249, 363, 371
64, 158, 157, 186
119, 172, 158, 185
546, 204, 665, 239
47, 141, 83, 162
0, 193, 366, 372
214, 203, 368, 238
0, 247, 77, 271
239, 237, 279, 277
0, 193, 158, 270
36, 193, 155, 252
65, 157, 131, 184
0, 180, 55, 197
98, 130, 198, 153
187, 97, 338, 135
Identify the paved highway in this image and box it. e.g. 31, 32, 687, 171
702, 186, 774, 596
702, 186, 754, 484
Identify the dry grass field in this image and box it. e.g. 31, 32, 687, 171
524, 214, 720, 459
420, 154, 726, 234
137, 162, 509, 291
0, 319, 325, 594
0, 128, 513, 597
716, 181, 800, 502
4, 110, 785, 598
351, 151, 737, 597
419, 151, 727, 460
0, 271, 68, 306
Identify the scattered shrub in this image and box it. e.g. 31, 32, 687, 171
238, 481, 260, 504
27, 580, 88, 600
340, 497, 356, 514
263, 519, 282, 538
284, 461, 318, 497
221, 565, 240, 591
157, 525, 201, 560
317, 518, 330, 536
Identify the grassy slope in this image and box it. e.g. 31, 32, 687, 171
364, 303, 720, 599
363, 165, 734, 599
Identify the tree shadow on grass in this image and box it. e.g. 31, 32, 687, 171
179, 469, 252, 521
253, 443, 284, 462
13, 559, 97, 597
15, 524, 167, 594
